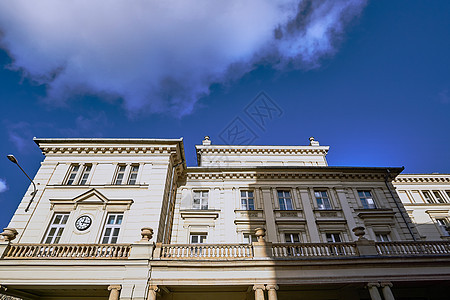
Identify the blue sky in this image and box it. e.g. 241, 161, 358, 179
0, 1, 449, 229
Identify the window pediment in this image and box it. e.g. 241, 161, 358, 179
49, 188, 133, 210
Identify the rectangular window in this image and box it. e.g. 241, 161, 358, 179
446, 191, 450, 201
315, 190, 332, 209
114, 165, 126, 185
190, 234, 207, 244
43, 213, 69, 244
436, 218, 450, 236
66, 164, 80, 185
101, 214, 123, 244
128, 165, 139, 185
193, 191, 209, 210
358, 191, 377, 209
432, 191, 446, 203
278, 190, 293, 210
241, 191, 255, 210
79, 165, 92, 185
326, 233, 342, 243
243, 233, 258, 244
284, 233, 300, 243
422, 191, 435, 203
375, 233, 391, 242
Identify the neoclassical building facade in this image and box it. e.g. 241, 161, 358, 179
0, 137, 449, 300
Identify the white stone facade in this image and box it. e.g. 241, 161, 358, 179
0, 137, 449, 300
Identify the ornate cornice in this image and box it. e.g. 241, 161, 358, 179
185, 171, 388, 181
40, 146, 178, 155
394, 175, 450, 184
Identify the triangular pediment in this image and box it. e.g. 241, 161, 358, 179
49, 188, 134, 210
72, 188, 109, 204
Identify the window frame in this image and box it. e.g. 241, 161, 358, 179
42, 213, 70, 244
79, 164, 92, 185
190, 233, 207, 244
192, 190, 209, 210
375, 233, 391, 242
243, 233, 258, 244
277, 190, 293, 210
358, 190, 377, 209
127, 164, 139, 185
314, 190, 332, 210
100, 213, 124, 244
436, 218, 450, 236
284, 233, 301, 243
325, 233, 342, 243
422, 190, 435, 204
432, 191, 446, 203
240, 190, 255, 210
113, 165, 127, 185
66, 164, 80, 185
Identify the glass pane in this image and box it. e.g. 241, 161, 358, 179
61, 215, 69, 224
104, 228, 112, 237
108, 216, 115, 224
112, 228, 120, 237
56, 227, 64, 238
111, 237, 118, 244
54, 215, 62, 224
116, 215, 123, 224
48, 227, 56, 238
45, 236, 53, 244
248, 199, 254, 210
314, 192, 321, 197
191, 236, 198, 243
293, 234, 300, 242
241, 191, 246, 197
54, 236, 61, 243
286, 199, 293, 210
278, 191, 283, 197
200, 236, 206, 243
102, 237, 109, 244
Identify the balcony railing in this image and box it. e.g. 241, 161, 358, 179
160, 244, 253, 259
376, 241, 450, 256
272, 242, 358, 258
2, 241, 450, 260
3, 244, 131, 259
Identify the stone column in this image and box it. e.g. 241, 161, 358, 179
108, 285, 121, 300
381, 282, 395, 300
253, 284, 265, 300
366, 283, 382, 300
148, 285, 159, 300
266, 284, 278, 300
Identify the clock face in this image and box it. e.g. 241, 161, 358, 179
75, 215, 92, 231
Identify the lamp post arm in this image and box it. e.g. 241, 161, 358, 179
15, 163, 37, 212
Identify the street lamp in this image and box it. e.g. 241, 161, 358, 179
7, 154, 37, 212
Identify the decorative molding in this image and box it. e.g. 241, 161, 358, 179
394, 175, 450, 184
180, 209, 220, 220
49, 188, 134, 210
40, 146, 178, 156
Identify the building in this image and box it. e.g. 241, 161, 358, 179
393, 174, 450, 240
0, 137, 449, 300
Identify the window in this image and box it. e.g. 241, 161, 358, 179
241, 191, 254, 210
422, 191, 435, 203
432, 191, 446, 203
446, 191, 450, 201
114, 165, 126, 185
190, 233, 207, 244
278, 190, 293, 210
193, 191, 209, 210
66, 164, 80, 185
43, 213, 69, 244
315, 191, 332, 209
101, 214, 123, 244
243, 233, 258, 244
284, 233, 300, 243
436, 218, 450, 236
375, 233, 391, 242
326, 233, 342, 243
128, 165, 139, 185
79, 165, 92, 185
358, 191, 377, 209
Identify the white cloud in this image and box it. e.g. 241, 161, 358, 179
0, 179, 8, 193
0, 0, 366, 116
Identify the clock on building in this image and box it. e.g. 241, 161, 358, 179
75, 215, 92, 231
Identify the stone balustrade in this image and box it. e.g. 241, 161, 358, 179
2, 241, 450, 260
159, 243, 253, 259
376, 241, 450, 256
272, 242, 358, 258
3, 244, 131, 259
